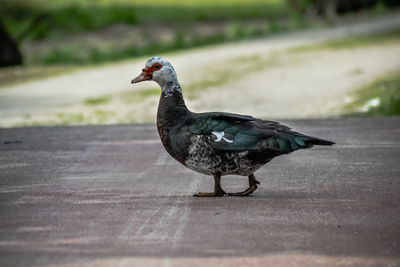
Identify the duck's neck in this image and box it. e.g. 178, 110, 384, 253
157, 82, 189, 130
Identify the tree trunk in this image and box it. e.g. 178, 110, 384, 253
0, 18, 22, 67
324, 0, 338, 20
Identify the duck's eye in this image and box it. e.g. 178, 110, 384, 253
154, 64, 161, 70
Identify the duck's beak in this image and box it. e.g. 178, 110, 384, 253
131, 70, 152, 84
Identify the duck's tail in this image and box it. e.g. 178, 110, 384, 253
264, 131, 334, 154
289, 132, 335, 149
306, 136, 335, 146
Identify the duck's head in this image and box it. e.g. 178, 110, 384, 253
131, 56, 178, 89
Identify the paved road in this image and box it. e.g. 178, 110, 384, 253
1, 117, 400, 266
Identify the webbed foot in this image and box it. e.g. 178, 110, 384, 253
193, 189, 226, 197
193, 174, 226, 197
228, 185, 257, 196
228, 174, 260, 197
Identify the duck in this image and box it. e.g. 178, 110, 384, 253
131, 56, 334, 197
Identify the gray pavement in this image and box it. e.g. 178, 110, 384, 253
0, 117, 399, 266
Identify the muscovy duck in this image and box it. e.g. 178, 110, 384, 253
131, 56, 334, 197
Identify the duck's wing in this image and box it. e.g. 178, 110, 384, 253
188, 112, 334, 153
188, 112, 283, 152
206, 112, 255, 122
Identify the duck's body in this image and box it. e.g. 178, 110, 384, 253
157, 95, 268, 176
132, 56, 334, 197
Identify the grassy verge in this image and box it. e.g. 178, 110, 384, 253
2, 0, 395, 69
0, 0, 315, 69
0, 65, 77, 88
344, 70, 400, 117
289, 27, 400, 53
1, 0, 286, 41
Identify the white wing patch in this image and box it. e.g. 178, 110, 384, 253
212, 131, 233, 143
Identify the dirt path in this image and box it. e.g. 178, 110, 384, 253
192, 43, 400, 119
1, 14, 400, 127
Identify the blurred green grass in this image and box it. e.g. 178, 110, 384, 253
2, 0, 286, 41
0, 0, 396, 89
344, 70, 400, 117
3, 0, 392, 68
1, 0, 318, 67
0, 0, 301, 86
0, 65, 77, 88
289, 27, 400, 53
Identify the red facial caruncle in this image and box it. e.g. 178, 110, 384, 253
131, 63, 162, 84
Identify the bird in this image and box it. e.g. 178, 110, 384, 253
131, 56, 334, 197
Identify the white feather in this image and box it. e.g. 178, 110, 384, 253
212, 131, 233, 143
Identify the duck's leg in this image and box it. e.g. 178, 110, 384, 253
228, 174, 260, 197
193, 174, 226, 197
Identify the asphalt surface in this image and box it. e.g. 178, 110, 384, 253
0, 117, 399, 266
